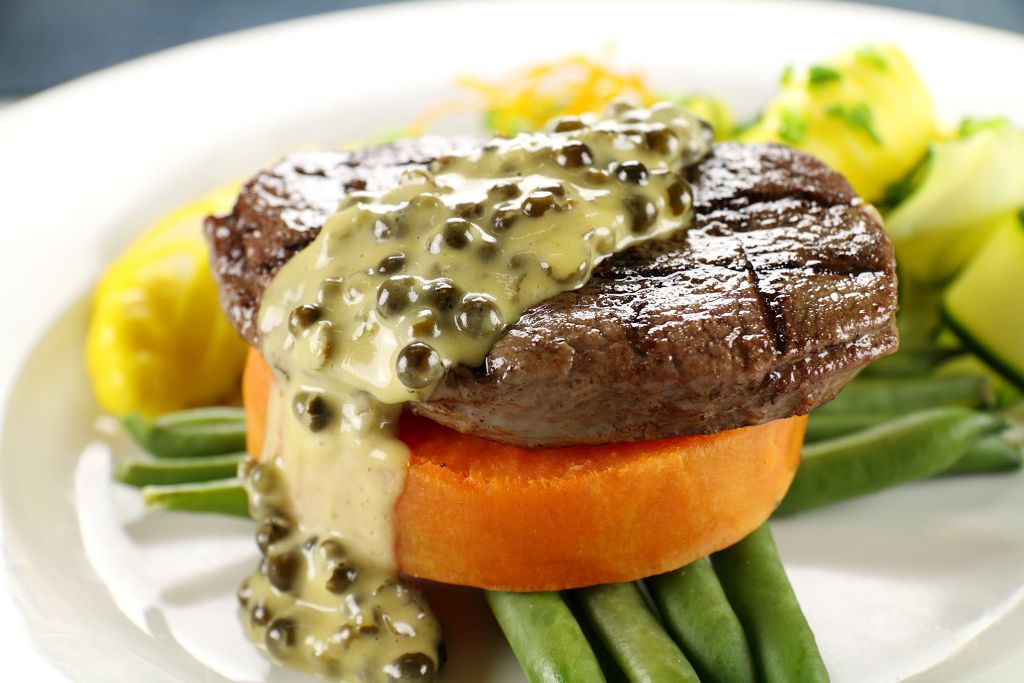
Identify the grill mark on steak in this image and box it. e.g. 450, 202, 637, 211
206, 139, 898, 447
739, 240, 789, 355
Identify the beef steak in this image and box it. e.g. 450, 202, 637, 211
206, 139, 897, 447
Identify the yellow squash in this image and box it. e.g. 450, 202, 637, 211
85, 182, 247, 417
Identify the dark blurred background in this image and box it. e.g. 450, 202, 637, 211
0, 0, 1021, 99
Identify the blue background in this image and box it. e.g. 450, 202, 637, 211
0, 0, 1021, 95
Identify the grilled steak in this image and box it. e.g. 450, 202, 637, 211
207, 140, 898, 447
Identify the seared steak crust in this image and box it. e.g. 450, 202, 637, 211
206, 140, 897, 447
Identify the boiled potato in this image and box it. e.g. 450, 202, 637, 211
741, 44, 935, 202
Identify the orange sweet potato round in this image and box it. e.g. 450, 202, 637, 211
243, 349, 804, 591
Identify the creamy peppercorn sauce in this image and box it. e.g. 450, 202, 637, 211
239, 101, 711, 681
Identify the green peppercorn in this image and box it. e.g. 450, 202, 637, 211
645, 126, 679, 156
491, 207, 519, 231
377, 253, 406, 275
247, 462, 277, 495
553, 116, 586, 133
267, 549, 302, 592
326, 563, 359, 594
293, 391, 332, 432
288, 304, 321, 335
410, 309, 440, 338
537, 183, 566, 197
319, 538, 347, 564
266, 618, 298, 658
554, 141, 594, 168
407, 194, 444, 212
383, 652, 436, 681
422, 279, 460, 312
487, 181, 521, 200
666, 180, 692, 216
454, 201, 485, 219
441, 218, 473, 249
605, 100, 635, 117
237, 580, 252, 608
250, 602, 272, 628
455, 294, 503, 338
477, 242, 498, 262
396, 342, 443, 389
376, 275, 419, 316
615, 160, 649, 185
522, 191, 555, 217
624, 195, 658, 233
256, 520, 290, 555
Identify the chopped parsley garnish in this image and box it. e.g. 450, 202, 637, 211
778, 108, 808, 144
826, 102, 883, 145
808, 65, 843, 86
780, 64, 793, 86
958, 116, 1011, 138
855, 46, 889, 71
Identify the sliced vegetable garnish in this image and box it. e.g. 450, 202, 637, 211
887, 126, 1024, 283
943, 218, 1024, 389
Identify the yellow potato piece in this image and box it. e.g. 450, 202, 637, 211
741, 45, 935, 202
85, 182, 248, 417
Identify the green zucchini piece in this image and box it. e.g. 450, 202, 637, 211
942, 219, 1024, 390
886, 124, 1024, 284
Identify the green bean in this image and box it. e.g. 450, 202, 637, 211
647, 558, 755, 683
711, 524, 829, 683
859, 347, 958, 377
943, 432, 1023, 475
807, 374, 994, 442
566, 595, 630, 683
576, 582, 698, 683
141, 478, 250, 517
778, 408, 1002, 516
814, 375, 994, 416
485, 590, 606, 683
122, 407, 246, 458
804, 413, 881, 443
115, 453, 245, 487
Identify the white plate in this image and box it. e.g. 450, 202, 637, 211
2, 1, 1023, 681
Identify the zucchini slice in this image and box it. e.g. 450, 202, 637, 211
942, 217, 1024, 389
887, 126, 1024, 284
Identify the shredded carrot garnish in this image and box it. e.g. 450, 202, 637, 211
406, 54, 657, 137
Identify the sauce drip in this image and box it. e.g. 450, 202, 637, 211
241, 101, 711, 681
